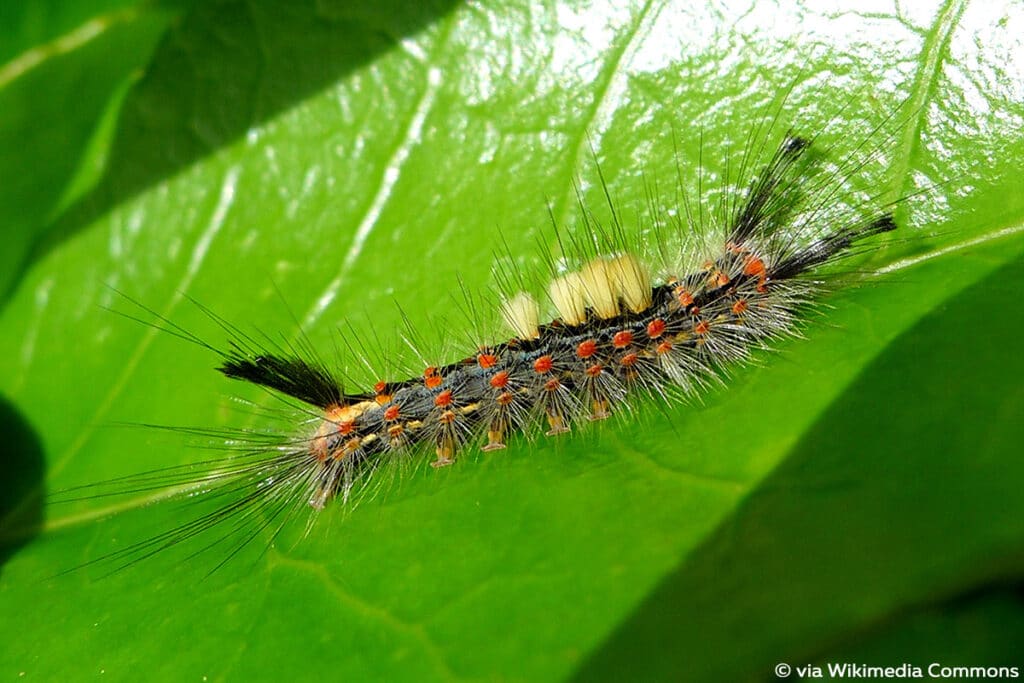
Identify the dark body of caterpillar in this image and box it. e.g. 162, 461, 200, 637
218, 135, 895, 507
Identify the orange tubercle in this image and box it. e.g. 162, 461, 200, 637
576, 340, 597, 358
743, 255, 767, 278
675, 287, 694, 307
423, 366, 443, 388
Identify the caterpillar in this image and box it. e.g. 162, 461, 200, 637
62, 110, 906, 572
219, 135, 895, 496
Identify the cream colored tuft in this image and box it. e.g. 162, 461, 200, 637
548, 272, 587, 326
500, 291, 541, 340
607, 253, 652, 313
579, 258, 620, 319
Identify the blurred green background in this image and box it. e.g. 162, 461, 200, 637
2, 0, 1023, 680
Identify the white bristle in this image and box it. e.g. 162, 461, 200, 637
607, 253, 652, 313
500, 291, 541, 339
549, 272, 587, 326
579, 258, 620, 319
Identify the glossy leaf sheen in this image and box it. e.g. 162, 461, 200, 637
2, 1, 1024, 680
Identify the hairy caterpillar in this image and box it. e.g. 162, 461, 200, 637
221, 135, 895, 483
58, 106, 907, 573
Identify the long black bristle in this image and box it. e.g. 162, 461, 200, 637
219, 353, 344, 409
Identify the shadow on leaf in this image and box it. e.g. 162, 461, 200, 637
16, 0, 459, 298
0, 397, 45, 574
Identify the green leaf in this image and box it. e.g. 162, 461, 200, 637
0, 0, 198, 299
3, 1, 1024, 680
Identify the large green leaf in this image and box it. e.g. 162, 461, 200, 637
3, 0, 1024, 680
